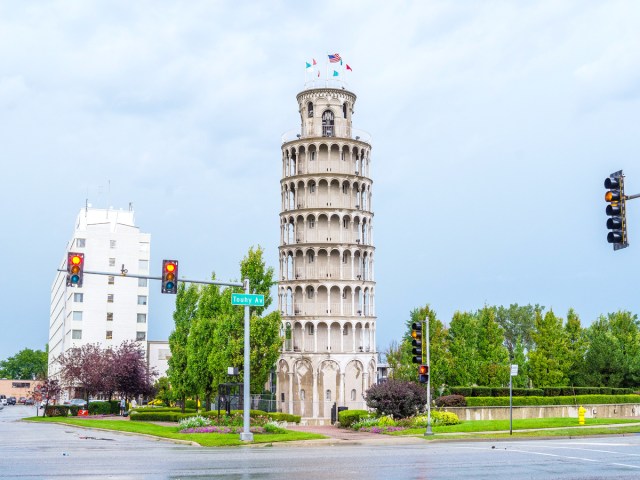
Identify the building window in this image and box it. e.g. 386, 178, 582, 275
73, 293, 83, 303
107, 294, 114, 303
307, 251, 314, 263
106, 312, 113, 322
106, 331, 112, 340
138, 278, 148, 287
12, 382, 30, 388
108, 276, 115, 285
310, 151, 316, 161
307, 289, 314, 299
325, 390, 331, 401
307, 101, 313, 118
110, 240, 117, 249
137, 314, 147, 323
76, 238, 86, 248
136, 331, 146, 341
300, 389, 306, 400
72, 311, 82, 321
308, 219, 315, 229
138, 260, 149, 272
307, 324, 314, 335
343, 102, 348, 119
322, 110, 334, 137
72, 330, 82, 340
137, 296, 147, 305
109, 258, 116, 267
351, 389, 356, 401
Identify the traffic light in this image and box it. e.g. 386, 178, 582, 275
66, 252, 85, 287
605, 172, 628, 250
418, 364, 429, 384
411, 322, 423, 364
161, 260, 179, 294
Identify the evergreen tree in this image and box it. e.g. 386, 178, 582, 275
528, 309, 571, 387
446, 311, 479, 386
564, 308, 587, 386
476, 306, 510, 386
167, 282, 199, 411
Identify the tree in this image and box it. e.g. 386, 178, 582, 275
528, 310, 571, 387
564, 308, 587, 386
112, 341, 156, 401
476, 307, 510, 386
168, 282, 200, 412
31, 378, 61, 417
0, 347, 48, 380
493, 304, 539, 356
384, 340, 414, 382
364, 379, 428, 419
207, 247, 282, 395
153, 377, 173, 406
581, 317, 625, 387
511, 337, 529, 388
56, 344, 109, 401
446, 311, 480, 386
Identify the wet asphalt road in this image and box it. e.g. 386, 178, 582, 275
3, 405, 640, 479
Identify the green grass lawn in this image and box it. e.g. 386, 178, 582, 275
26, 417, 325, 447
390, 417, 640, 438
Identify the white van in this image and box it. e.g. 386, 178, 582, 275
0, 395, 7, 406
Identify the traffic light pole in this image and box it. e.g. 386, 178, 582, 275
425, 315, 433, 436
57, 266, 255, 441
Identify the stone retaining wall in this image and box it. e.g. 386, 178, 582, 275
444, 404, 640, 421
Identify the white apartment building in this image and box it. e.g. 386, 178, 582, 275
48, 206, 151, 378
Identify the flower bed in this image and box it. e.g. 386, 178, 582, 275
180, 426, 266, 434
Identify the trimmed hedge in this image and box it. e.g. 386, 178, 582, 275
265, 412, 301, 423
449, 386, 634, 397
88, 401, 113, 415
131, 407, 196, 414
129, 411, 185, 422
465, 394, 640, 407
339, 409, 371, 428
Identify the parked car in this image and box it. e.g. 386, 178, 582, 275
24, 398, 35, 405
18, 397, 26, 404
7, 397, 16, 405
68, 398, 88, 407
0, 395, 7, 406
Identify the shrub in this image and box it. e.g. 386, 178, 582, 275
471, 387, 492, 397
132, 407, 195, 414
407, 411, 460, 427
178, 415, 212, 429
449, 387, 473, 397
376, 415, 396, 427
435, 394, 466, 407
365, 379, 428, 419
352, 417, 382, 430
339, 410, 371, 428
266, 412, 300, 423
129, 411, 184, 422
264, 421, 286, 434
45, 405, 71, 417
185, 400, 198, 410
148, 399, 165, 406
88, 401, 112, 415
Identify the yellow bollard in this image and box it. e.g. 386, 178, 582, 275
578, 405, 586, 425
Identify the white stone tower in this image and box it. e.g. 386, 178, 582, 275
276, 86, 376, 423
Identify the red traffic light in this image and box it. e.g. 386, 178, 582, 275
162, 260, 179, 294
66, 252, 85, 287
418, 365, 429, 384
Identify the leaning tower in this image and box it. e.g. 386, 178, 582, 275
276, 85, 376, 424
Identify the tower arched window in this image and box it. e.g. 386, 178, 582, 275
307, 102, 314, 118
343, 102, 348, 119
322, 110, 334, 137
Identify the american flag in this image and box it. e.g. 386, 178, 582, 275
328, 53, 341, 63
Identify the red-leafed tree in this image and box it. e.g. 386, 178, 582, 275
31, 378, 62, 417
56, 343, 109, 402
112, 341, 157, 401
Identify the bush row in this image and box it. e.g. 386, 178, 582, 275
129, 409, 301, 424
449, 387, 635, 397
45, 401, 120, 417
464, 394, 640, 407
130, 407, 197, 414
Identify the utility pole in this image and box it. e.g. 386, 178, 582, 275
425, 315, 433, 436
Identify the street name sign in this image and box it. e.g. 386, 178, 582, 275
231, 293, 265, 307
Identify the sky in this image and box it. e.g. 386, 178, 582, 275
1, 0, 639, 360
